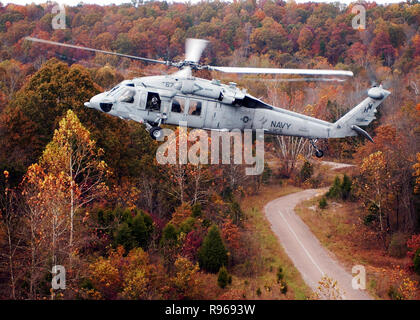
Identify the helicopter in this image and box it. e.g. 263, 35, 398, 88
25, 37, 390, 158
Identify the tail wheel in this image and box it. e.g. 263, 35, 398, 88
315, 150, 324, 158
150, 126, 163, 140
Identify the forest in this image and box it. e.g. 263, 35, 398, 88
0, 0, 419, 300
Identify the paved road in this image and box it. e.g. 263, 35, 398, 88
264, 188, 372, 300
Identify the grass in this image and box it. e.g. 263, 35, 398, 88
295, 195, 415, 299
236, 183, 311, 300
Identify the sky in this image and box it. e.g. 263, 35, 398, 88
2, 0, 406, 6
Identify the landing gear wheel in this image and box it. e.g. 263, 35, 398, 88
315, 150, 324, 158
309, 138, 324, 158
150, 126, 163, 140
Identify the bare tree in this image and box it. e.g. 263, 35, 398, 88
0, 172, 24, 299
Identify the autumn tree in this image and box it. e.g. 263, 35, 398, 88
182, 230, 203, 262
87, 246, 160, 299
91, 65, 124, 90
371, 31, 396, 66
22, 163, 69, 298
0, 59, 29, 103
356, 151, 390, 239
414, 153, 420, 194
21, 110, 109, 297
355, 124, 418, 232
3, 60, 99, 164
169, 256, 202, 299
0, 170, 24, 299
169, 202, 192, 227
221, 217, 240, 252
39, 109, 109, 261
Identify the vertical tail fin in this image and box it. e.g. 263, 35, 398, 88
331, 85, 391, 139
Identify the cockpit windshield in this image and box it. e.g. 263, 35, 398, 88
108, 82, 135, 96
107, 85, 121, 97
119, 88, 135, 103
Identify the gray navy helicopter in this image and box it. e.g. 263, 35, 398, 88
25, 37, 391, 158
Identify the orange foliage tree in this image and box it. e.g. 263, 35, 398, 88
39, 109, 110, 260
87, 246, 161, 299
21, 110, 109, 298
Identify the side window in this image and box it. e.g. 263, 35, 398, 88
139, 92, 147, 110
171, 97, 186, 113
146, 92, 161, 111
188, 100, 202, 116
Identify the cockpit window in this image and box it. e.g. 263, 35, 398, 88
119, 88, 135, 103
108, 85, 122, 97
110, 86, 119, 93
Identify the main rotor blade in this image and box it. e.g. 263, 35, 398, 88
245, 77, 346, 82
185, 38, 208, 63
25, 37, 171, 66
207, 66, 354, 77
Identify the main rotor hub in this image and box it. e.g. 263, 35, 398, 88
175, 60, 205, 70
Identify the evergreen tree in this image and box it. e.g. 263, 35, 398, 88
191, 203, 202, 218
229, 201, 243, 225
341, 174, 352, 200
114, 222, 135, 251
319, 197, 328, 209
276, 266, 284, 283
160, 223, 178, 246
217, 266, 229, 289
131, 212, 153, 249
327, 176, 342, 200
262, 162, 272, 184
113, 209, 154, 251
198, 225, 228, 273
299, 160, 313, 182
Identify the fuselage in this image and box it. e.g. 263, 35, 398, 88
85, 74, 338, 139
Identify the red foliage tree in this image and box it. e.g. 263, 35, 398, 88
182, 230, 203, 262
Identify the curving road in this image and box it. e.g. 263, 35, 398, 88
264, 188, 372, 300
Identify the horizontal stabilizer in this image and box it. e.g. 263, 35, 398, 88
351, 125, 374, 143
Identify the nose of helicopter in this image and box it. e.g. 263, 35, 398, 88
84, 94, 101, 110
84, 93, 113, 113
